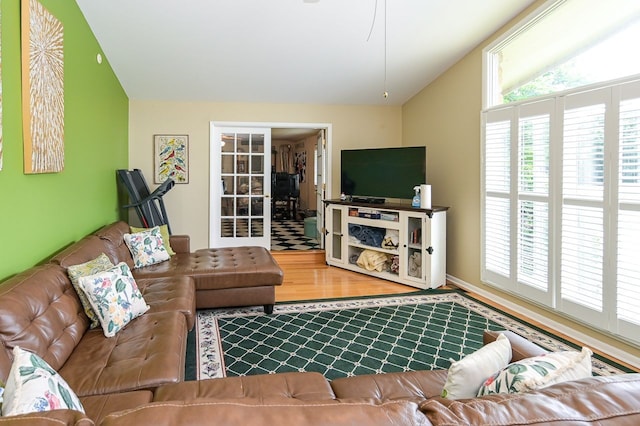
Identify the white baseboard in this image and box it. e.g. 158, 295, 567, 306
447, 274, 640, 371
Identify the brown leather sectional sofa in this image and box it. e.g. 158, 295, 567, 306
1, 222, 639, 424
54, 221, 284, 313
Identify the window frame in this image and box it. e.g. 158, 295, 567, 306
482, 0, 562, 109
482, 0, 640, 109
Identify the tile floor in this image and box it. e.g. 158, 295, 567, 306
271, 219, 320, 251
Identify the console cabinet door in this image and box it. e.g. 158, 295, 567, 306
428, 210, 447, 288
400, 210, 448, 289
325, 204, 347, 265
400, 211, 431, 288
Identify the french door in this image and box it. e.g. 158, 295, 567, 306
210, 125, 272, 248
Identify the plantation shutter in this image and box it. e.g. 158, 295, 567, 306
616, 84, 640, 337
517, 101, 552, 298
482, 101, 554, 304
559, 91, 608, 327
483, 109, 512, 282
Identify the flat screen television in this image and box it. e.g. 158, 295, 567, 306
340, 146, 426, 202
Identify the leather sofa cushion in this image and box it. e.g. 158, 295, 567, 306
94, 221, 137, 269
0, 263, 88, 381
137, 276, 196, 330
331, 370, 448, 404
51, 235, 113, 270
420, 374, 640, 426
60, 311, 187, 397
154, 372, 336, 402
81, 390, 153, 424
100, 400, 431, 426
133, 247, 284, 290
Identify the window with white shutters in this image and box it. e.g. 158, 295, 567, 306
481, 78, 640, 345
480, 0, 640, 345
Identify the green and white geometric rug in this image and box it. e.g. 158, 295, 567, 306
195, 291, 629, 380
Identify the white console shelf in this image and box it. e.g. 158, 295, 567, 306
324, 200, 448, 289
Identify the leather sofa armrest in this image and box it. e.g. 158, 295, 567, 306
0, 409, 93, 426
420, 375, 640, 426
331, 370, 448, 403
169, 235, 190, 253
483, 330, 548, 362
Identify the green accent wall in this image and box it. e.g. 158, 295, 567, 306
0, 0, 129, 281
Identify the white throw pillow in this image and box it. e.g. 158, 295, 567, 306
441, 333, 512, 399
123, 226, 170, 268
477, 347, 593, 396
1, 346, 84, 416
78, 262, 150, 337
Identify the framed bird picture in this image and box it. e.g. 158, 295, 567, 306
154, 134, 189, 184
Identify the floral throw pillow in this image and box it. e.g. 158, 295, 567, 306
67, 253, 115, 329
130, 224, 175, 256
1, 346, 84, 416
477, 347, 593, 396
123, 226, 170, 268
78, 262, 150, 338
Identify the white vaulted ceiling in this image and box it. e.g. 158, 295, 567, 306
76, 0, 536, 106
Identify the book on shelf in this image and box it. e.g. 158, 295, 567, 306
411, 228, 421, 244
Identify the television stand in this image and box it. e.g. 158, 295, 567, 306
324, 200, 448, 289
351, 197, 385, 204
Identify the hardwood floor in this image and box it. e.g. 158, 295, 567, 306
271, 250, 638, 372
272, 251, 421, 302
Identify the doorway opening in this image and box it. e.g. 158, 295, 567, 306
271, 127, 327, 251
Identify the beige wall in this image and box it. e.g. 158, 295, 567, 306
402, 0, 640, 359
129, 101, 402, 249
402, 49, 483, 286
402, 0, 545, 288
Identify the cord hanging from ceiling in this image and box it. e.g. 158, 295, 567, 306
383, 0, 388, 99
366, 0, 388, 100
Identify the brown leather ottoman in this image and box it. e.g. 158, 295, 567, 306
133, 246, 284, 313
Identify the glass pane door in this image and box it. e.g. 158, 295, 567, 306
210, 126, 271, 248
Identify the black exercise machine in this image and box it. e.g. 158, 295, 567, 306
116, 169, 175, 233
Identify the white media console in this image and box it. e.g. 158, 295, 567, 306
324, 200, 448, 289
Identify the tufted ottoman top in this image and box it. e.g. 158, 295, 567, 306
132, 246, 284, 291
